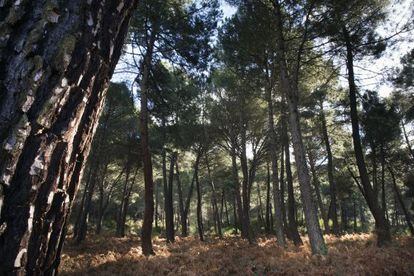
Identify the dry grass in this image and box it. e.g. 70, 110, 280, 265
60, 233, 414, 275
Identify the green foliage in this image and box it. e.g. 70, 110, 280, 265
361, 90, 401, 149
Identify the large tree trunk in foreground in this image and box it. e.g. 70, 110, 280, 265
342, 26, 391, 246
0, 1, 137, 274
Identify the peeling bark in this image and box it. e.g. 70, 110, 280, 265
0, 1, 137, 274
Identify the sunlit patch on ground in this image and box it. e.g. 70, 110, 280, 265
60, 234, 414, 275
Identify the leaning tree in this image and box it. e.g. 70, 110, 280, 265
0, 1, 137, 274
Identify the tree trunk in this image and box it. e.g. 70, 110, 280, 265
265, 162, 271, 233
74, 160, 96, 243
342, 25, 391, 246
175, 158, 186, 237
0, 1, 137, 273
220, 189, 225, 228
155, 179, 159, 229
205, 154, 222, 238
73, 163, 93, 240
308, 150, 330, 234
273, 0, 326, 255
402, 121, 414, 161
285, 138, 303, 246
224, 192, 230, 226
195, 160, 204, 241
96, 161, 109, 235
139, 27, 157, 256
233, 194, 238, 233
116, 158, 131, 237
279, 144, 289, 238
75, 122, 108, 243
388, 166, 414, 236
266, 85, 286, 246
98, 166, 123, 235
341, 202, 348, 232
230, 142, 244, 234
256, 182, 264, 228
319, 101, 339, 235
165, 152, 176, 243
380, 145, 388, 221
239, 116, 252, 242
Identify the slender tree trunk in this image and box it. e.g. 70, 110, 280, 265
285, 139, 303, 246
75, 159, 99, 244
96, 161, 109, 234
230, 143, 244, 235
195, 160, 204, 241
73, 163, 93, 239
233, 195, 238, 233
257, 182, 264, 227
273, 0, 326, 254
116, 158, 131, 237
175, 158, 186, 237
265, 162, 271, 233
0, 1, 137, 273
155, 179, 159, 228
353, 199, 357, 232
319, 101, 339, 235
76, 116, 109, 243
308, 150, 330, 234
279, 144, 289, 238
266, 85, 286, 246
388, 166, 414, 236
165, 152, 176, 243
139, 28, 157, 255
224, 193, 230, 226
220, 189, 225, 228
239, 116, 252, 242
205, 154, 222, 238
380, 145, 388, 221
342, 26, 391, 246
402, 121, 414, 161
341, 202, 348, 232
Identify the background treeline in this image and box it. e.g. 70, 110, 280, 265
70, 0, 414, 256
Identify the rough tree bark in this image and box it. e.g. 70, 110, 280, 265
0, 1, 138, 274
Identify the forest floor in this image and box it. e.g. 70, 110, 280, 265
61, 233, 414, 275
